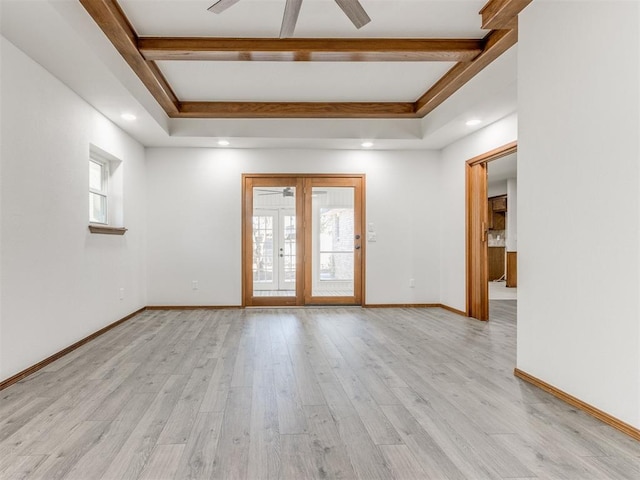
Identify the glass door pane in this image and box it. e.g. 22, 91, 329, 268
311, 187, 355, 297
253, 186, 296, 297
244, 175, 362, 307
281, 212, 296, 290
252, 211, 276, 290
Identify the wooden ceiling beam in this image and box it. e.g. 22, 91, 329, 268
480, 0, 532, 30
138, 38, 484, 63
79, 0, 180, 116
81, 0, 521, 120
414, 28, 517, 118
177, 102, 418, 119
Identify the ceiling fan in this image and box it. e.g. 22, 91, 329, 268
255, 187, 327, 197
208, 0, 371, 38
256, 187, 295, 197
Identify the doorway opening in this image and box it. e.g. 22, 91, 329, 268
466, 142, 517, 320
487, 154, 518, 302
243, 174, 365, 307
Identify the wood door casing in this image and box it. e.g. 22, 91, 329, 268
465, 141, 517, 321
243, 176, 304, 306
466, 162, 489, 320
242, 174, 365, 307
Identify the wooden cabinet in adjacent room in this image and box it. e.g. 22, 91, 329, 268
491, 209, 506, 230
492, 196, 507, 212
488, 247, 505, 281
488, 195, 507, 230
506, 252, 517, 287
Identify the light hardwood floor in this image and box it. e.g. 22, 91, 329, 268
1, 302, 638, 479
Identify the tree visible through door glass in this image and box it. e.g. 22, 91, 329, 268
312, 187, 354, 297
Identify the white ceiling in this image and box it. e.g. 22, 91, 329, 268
0, 0, 518, 150
120, 0, 487, 38
158, 60, 456, 102
488, 152, 517, 187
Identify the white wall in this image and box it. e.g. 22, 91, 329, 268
0, 37, 147, 381
518, 1, 640, 428
488, 181, 508, 198
439, 113, 518, 312
145, 148, 441, 306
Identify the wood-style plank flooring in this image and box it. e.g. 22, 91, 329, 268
1, 302, 638, 479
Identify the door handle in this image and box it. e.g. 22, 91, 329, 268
355, 245, 361, 250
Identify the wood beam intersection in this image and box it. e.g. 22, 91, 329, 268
79, 0, 530, 119
480, 0, 532, 30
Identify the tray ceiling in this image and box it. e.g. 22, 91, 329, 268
79, 0, 531, 119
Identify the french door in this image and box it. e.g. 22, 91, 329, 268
243, 175, 364, 306
303, 177, 363, 305
252, 208, 296, 293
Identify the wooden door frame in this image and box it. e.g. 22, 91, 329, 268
303, 176, 364, 306
242, 173, 366, 307
466, 141, 517, 320
243, 176, 304, 307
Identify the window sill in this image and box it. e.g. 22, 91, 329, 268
88, 224, 127, 235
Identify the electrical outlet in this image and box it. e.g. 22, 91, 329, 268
192, 280, 199, 290
409, 279, 415, 288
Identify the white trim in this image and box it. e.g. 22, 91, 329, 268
89, 157, 109, 224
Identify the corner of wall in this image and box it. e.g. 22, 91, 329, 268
437, 114, 518, 312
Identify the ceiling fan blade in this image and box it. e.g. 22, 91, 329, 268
280, 0, 303, 38
208, 0, 241, 14
334, 0, 371, 29
256, 189, 283, 195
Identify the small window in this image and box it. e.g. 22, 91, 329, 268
88, 145, 124, 233
89, 157, 109, 224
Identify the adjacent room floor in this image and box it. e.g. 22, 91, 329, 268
1, 304, 637, 479
489, 280, 517, 300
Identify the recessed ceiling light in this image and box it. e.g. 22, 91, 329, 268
466, 119, 482, 126
218, 140, 230, 146
121, 113, 137, 121
361, 141, 374, 148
